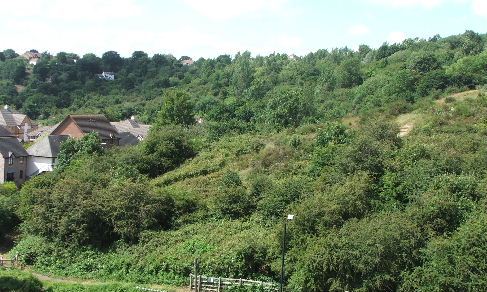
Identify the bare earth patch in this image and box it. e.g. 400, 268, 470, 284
437, 89, 480, 103
15, 84, 26, 93
396, 112, 422, 137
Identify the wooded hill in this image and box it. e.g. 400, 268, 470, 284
0, 31, 486, 292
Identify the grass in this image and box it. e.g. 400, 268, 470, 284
1, 267, 188, 292
438, 89, 484, 103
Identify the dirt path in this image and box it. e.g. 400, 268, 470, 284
32, 273, 82, 284
31, 272, 189, 291
398, 123, 414, 137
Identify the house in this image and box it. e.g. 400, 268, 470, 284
26, 123, 59, 142
181, 58, 194, 66
0, 126, 28, 186
96, 72, 115, 80
110, 116, 150, 146
21, 50, 42, 60
26, 135, 70, 178
29, 58, 40, 65
288, 54, 300, 60
51, 114, 120, 146
0, 105, 38, 140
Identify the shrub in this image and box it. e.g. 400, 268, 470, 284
401, 211, 487, 292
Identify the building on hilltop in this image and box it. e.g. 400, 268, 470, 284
0, 126, 28, 186
96, 72, 115, 80
21, 50, 42, 60
26, 135, 70, 178
51, 114, 120, 146
110, 116, 150, 146
181, 58, 194, 66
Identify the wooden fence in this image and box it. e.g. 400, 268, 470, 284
0, 254, 20, 267
189, 274, 278, 292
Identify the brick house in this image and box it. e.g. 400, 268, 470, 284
0, 126, 28, 186
0, 105, 38, 141
51, 114, 120, 146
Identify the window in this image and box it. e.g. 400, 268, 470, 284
19, 170, 23, 179
6, 172, 14, 181
19, 157, 24, 164
8, 156, 13, 165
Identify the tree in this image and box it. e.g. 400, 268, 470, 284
78, 53, 102, 74
56, 132, 103, 172
155, 90, 195, 126
263, 86, 311, 129
336, 58, 363, 88
102, 51, 123, 72
140, 125, 195, 177
401, 212, 487, 292
0, 59, 26, 83
460, 30, 483, 55
407, 52, 440, 74
231, 51, 254, 96
2, 49, 18, 59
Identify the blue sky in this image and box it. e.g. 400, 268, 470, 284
1, 0, 485, 59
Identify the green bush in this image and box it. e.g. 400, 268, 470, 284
401, 211, 487, 292
290, 212, 423, 292
141, 125, 196, 178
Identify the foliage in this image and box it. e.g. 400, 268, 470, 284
19, 150, 175, 247
140, 125, 196, 178
401, 211, 487, 292
0, 268, 44, 292
55, 132, 103, 172
3, 32, 487, 291
155, 90, 195, 126
0, 182, 19, 237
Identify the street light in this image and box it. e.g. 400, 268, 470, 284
280, 214, 294, 292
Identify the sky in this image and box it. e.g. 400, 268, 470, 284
0, 0, 485, 59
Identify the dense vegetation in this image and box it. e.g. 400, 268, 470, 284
1, 31, 486, 292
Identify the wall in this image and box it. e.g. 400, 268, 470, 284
27, 156, 55, 178
51, 118, 84, 138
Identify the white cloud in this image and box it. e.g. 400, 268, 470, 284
182, 0, 289, 20
472, 0, 487, 18
348, 24, 370, 35
387, 31, 406, 44
366, 0, 467, 8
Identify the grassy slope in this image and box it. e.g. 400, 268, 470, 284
9, 89, 487, 289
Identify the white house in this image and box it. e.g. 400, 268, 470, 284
96, 72, 115, 80
26, 135, 70, 177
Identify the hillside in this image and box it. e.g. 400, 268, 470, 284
1, 31, 487, 292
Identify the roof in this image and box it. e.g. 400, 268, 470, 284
27, 123, 59, 137
181, 59, 194, 65
0, 137, 28, 158
0, 106, 27, 127
0, 126, 15, 137
54, 114, 120, 140
27, 135, 70, 157
111, 117, 150, 146
21, 51, 41, 60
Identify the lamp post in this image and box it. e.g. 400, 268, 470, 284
280, 214, 294, 292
